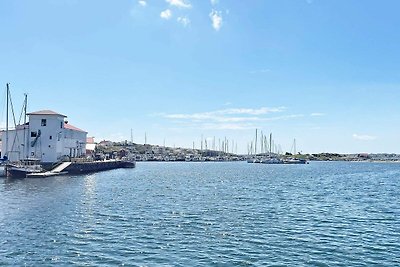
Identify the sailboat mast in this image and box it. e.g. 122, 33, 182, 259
255, 129, 258, 155
5, 83, 9, 159
269, 133, 272, 155
23, 93, 28, 159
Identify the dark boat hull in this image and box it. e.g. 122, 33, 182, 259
6, 166, 42, 178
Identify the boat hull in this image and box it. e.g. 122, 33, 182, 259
6, 166, 42, 178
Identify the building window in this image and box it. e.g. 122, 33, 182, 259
41, 119, 47, 126
31, 131, 37, 137
31, 152, 34, 156
60, 121, 63, 128
49, 135, 52, 140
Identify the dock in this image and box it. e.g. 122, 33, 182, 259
51, 162, 73, 173
65, 159, 135, 174
26, 162, 72, 177
22, 159, 135, 178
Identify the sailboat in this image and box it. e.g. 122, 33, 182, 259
282, 138, 308, 164
0, 84, 10, 176
3, 84, 44, 178
6, 158, 43, 178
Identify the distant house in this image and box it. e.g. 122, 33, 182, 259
98, 140, 113, 147
86, 137, 96, 155
0, 110, 87, 163
358, 153, 370, 159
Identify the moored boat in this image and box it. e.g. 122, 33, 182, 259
6, 159, 43, 178
283, 158, 308, 164
121, 158, 136, 168
261, 157, 283, 164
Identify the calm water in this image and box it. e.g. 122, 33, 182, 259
0, 162, 399, 266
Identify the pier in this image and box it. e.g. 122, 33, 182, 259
65, 159, 135, 174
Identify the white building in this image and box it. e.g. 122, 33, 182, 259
86, 137, 96, 155
0, 110, 87, 163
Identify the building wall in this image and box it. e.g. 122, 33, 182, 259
0, 126, 29, 161
28, 114, 65, 163
63, 128, 87, 158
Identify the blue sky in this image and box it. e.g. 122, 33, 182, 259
1, 0, 400, 153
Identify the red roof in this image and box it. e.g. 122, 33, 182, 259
86, 137, 95, 144
64, 123, 87, 133
27, 110, 67, 117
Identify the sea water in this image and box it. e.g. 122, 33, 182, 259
0, 161, 399, 266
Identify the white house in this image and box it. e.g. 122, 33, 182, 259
86, 137, 96, 155
0, 110, 87, 163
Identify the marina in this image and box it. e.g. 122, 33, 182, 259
1, 1, 398, 266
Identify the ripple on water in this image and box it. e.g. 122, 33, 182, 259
0, 162, 399, 266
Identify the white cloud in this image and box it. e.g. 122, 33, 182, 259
166, 0, 192, 9
138, 0, 147, 7
160, 9, 172, 20
218, 107, 285, 115
210, 0, 219, 5
157, 107, 302, 130
353, 134, 377, 141
209, 9, 223, 31
162, 107, 285, 121
310, 112, 325, 117
177, 16, 191, 27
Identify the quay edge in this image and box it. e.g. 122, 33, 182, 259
64, 160, 136, 174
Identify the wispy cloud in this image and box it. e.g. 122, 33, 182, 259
353, 134, 377, 141
177, 16, 191, 27
166, 0, 192, 9
138, 0, 147, 7
160, 9, 172, 20
156, 107, 304, 130
310, 112, 325, 117
162, 107, 285, 120
209, 9, 223, 31
217, 107, 286, 115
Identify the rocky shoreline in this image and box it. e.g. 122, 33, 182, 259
92, 142, 400, 163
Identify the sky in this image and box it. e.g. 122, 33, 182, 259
0, 0, 400, 154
